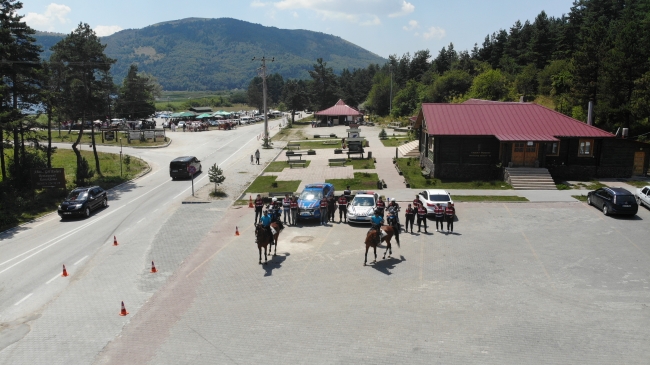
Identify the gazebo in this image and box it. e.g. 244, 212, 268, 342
315, 99, 363, 126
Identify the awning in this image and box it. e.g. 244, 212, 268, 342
196, 113, 212, 119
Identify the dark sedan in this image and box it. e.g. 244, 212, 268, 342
58, 186, 108, 219
587, 187, 638, 216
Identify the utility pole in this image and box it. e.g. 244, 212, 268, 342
389, 64, 393, 115
252, 56, 274, 148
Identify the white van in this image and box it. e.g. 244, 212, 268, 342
240, 116, 253, 124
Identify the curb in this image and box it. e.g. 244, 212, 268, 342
130, 138, 172, 149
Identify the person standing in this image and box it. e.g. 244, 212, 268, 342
327, 195, 336, 222
413, 195, 421, 209
319, 195, 329, 225
376, 196, 385, 217
255, 149, 260, 165
434, 203, 445, 232
290, 196, 299, 225
404, 204, 416, 233
282, 194, 292, 224
182, 123, 186, 132
417, 203, 428, 233
254, 194, 264, 224
337, 194, 348, 223
445, 203, 455, 233
343, 185, 352, 204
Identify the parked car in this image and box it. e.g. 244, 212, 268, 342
636, 186, 650, 208
418, 189, 453, 215
177, 121, 186, 128
297, 183, 335, 222
347, 191, 379, 224
587, 187, 638, 216
169, 156, 202, 180
58, 186, 107, 219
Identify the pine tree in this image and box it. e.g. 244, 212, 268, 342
208, 163, 225, 194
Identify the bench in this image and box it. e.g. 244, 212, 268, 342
289, 161, 307, 168
286, 151, 305, 156
286, 143, 300, 150
287, 154, 303, 162
313, 134, 321, 138
328, 158, 347, 167
347, 151, 365, 159
329, 134, 337, 138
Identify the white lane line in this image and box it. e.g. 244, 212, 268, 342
153, 209, 159, 213
136, 218, 145, 224
46, 273, 60, 285
0, 206, 124, 276
14, 293, 33, 306
74, 255, 88, 266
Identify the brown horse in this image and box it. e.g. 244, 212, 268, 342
254, 222, 283, 264
364, 225, 399, 266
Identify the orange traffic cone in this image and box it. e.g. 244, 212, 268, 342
248, 195, 254, 208
119, 301, 129, 316
62, 264, 68, 277
235, 226, 240, 236
113, 236, 119, 246
151, 261, 157, 273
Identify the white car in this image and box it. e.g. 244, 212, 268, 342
636, 186, 650, 208
418, 189, 453, 215
177, 121, 186, 128
347, 191, 379, 224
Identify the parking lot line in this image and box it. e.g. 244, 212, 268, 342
613, 227, 650, 260
521, 232, 554, 286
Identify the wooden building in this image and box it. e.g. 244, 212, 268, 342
414, 100, 649, 181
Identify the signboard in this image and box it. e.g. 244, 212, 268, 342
527, 141, 534, 146
31, 168, 66, 188
154, 130, 165, 139
144, 130, 155, 139
129, 131, 141, 140
105, 131, 115, 141
187, 165, 196, 175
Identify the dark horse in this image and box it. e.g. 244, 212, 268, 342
254, 221, 283, 264
364, 225, 400, 266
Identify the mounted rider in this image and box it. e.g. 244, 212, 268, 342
258, 210, 273, 243
386, 198, 400, 227
370, 208, 384, 244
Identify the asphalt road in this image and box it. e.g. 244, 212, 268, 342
0, 119, 283, 351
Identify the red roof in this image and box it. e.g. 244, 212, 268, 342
315, 100, 363, 117
418, 102, 614, 141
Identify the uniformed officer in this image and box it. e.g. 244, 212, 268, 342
254, 194, 264, 224
289, 196, 298, 225
337, 194, 348, 223
434, 203, 445, 232
327, 195, 336, 222
319, 195, 329, 225
282, 193, 291, 224
343, 185, 352, 203
404, 203, 416, 233
445, 203, 456, 233
413, 195, 421, 209
417, 203, 428, 233
376, 196, 386, 217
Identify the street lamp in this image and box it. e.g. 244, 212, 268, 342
119, 138, 123, 176
252, 56, 274, 148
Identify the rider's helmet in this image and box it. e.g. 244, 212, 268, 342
272, 197, 277, 203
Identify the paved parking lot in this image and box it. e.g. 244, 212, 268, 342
98, 201, 650, 364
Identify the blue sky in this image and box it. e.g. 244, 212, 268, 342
22, 0, 575, 59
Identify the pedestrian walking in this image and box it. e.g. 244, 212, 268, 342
254, 194, 264, 224
434, 203, 445, 232
250, 154, 254, 164
282, 194, 291, 224
290, 196, 298, 225
337, 194, 348, 223
445, 203, 455, 233
404, 204, 415, 233
255, 149, 260, 165
319, 196, 329, 225
327, 195, 336, 222
417, 203, 428, 233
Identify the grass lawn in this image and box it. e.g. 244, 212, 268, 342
625, 180, 650, 188
345, 158, 375, 169
380, 137, 411, 147
1, 148, 148, 231
326, 172, 380, 190
35, 130, 168, 147
245, 176, 300, 194
286, 140, 340, 150
572, 181, 606, 190
572, 195, 588, 202
264, 160, 311, 172
396, 158, 512, 189
452, 195, 529, 202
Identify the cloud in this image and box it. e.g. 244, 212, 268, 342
389, 0, 414, 18
422, 26, 446, 40
360, 15, 381, 26
292, 11, 299, 18
403, 20, 418, 31
23, 3, 71, 31
251, 0, 267, 7
94, 25, 123, 37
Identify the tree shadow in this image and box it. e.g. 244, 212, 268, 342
104, 180, 138, 203
369, 255, 405, 275
263, 252, 289, 277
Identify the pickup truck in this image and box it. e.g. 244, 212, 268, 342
636, 186, 650, 208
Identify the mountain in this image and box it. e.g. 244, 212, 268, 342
34, 18, 386, 91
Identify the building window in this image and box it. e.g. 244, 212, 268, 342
514, 142, 525, 152
546, 142, 559, 156
428, 137, 434, 162
578, 139, 594, 157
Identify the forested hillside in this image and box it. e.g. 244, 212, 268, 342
33, 18, 386, 91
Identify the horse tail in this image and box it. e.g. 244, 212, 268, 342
394, 226, 400, 246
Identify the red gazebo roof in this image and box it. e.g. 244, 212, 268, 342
315, 100, 363, 117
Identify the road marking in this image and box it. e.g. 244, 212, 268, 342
521, 232, 554, 287
74, 255, 88, 266
14, 293, 33, 306
503, 203, 513, 217
46, 273, 60, 284
153, 209, 159, 213
136, 218, 145, 224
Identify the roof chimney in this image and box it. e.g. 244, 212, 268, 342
587, 100, 594, 126
519, 96, 525, 103
622, 128, 628, 139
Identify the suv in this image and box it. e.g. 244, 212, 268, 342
58, 186, 107, 219
297, 183, 335, 222
587, 187, 638, 216
346, 191, 378, 224
170, 156, 202, 180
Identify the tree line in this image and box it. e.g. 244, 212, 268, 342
255, 0, 649, 139
1, 0, 161, 197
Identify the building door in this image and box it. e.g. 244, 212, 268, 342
633, 151, 645, 175
511, 142, 538, 167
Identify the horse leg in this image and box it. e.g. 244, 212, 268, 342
258, 246, 262, 265
372, 246, 377, 264
273, 235, 278, 256
388, 242, 392, 258
263, 245, 268, 264
364, 245, 369, 266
